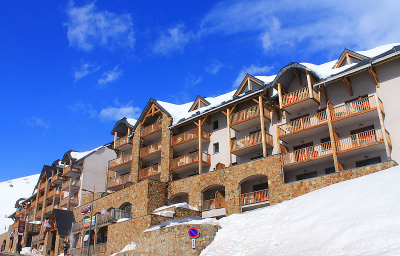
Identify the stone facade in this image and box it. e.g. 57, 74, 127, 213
161, 114, 173, 183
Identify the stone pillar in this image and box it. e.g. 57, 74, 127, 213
226, 183, 241, 215
43, 230, 54, 256
160, 114, 173, 183
33, 181, 41, 220
54, 233, 62, 256
131, 122, 143, 183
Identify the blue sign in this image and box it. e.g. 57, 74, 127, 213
188, 227, 199, 239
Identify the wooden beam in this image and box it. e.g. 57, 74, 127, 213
276, 82, 283, 109
318, 85, 328, 103
326, 102, 340, 172
306, 70, 313, 98
114, 132, 117, 148
221, 110, 227, 116
252, 98, 259, 104
346, 53, 351, 65
259, 96, 267, 157
248, 78, 252, 90
293, 68, 302, 86
198, 121, 202, 174
341, 77, 353, 96
375, 94, 391, 159
227, 108, 232, 165
368, 66, 380, 88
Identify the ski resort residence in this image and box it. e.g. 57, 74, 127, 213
2, 43, 400, 255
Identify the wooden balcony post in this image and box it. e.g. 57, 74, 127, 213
306, 71, 313, 99
67, 178, 72, 210
275, 125, 281, 154
113, 132, 117, 148
326, 102, 340, 172
33, 182, 41, 220
227, 108, 232, 165
198, 120, 203, 174
277, 82, 283, 109
375, 94, 391, 159
259, 95, 267, 157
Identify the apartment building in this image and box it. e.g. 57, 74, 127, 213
4, 43, 400, 256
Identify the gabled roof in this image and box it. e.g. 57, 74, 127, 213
271, 62, 321, 89
189, 96, 210, 112
110, 117, 137, 136
234, 74, 266, 97
34, 165, 52, 192
53, 209, 75, 236
62, 145, 107, 164
334, 49, 368, 68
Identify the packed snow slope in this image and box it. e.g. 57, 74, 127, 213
201, 166, 400, 256
0, 174, 39, 234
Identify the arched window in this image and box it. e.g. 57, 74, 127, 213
119, 203, 132, 219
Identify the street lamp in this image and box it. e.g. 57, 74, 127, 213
81, 187, 95, 256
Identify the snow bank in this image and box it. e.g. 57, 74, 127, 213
116, 218, 130, 223
0, 174, 40, 234
153, 210, 175, 218
201, 166, 400, 256
153, 202, 199, 212
110, 242, 137, 256
144, 217, 219, 232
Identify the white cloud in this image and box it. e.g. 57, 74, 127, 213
185, 73, 203, 87
73, 60, 100, 81
69, 102, 97, 118
153, 23, 192, 55
65, 2, 135, 51
233, 64, 273, 88
205, 59, 224, 74
99, 101, 141, 121
196, 0, 400, 55
98, 66, 122, 85
24, 116, 50, 129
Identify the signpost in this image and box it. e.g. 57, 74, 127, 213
17, 221, 25, 236
188, 227, 199, 249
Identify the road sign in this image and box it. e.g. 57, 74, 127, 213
192, 239, 196, 249
188, 227, 199, 239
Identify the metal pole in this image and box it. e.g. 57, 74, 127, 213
87, 187, 94, 256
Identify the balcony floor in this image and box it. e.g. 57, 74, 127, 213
231, 116, 267, 132
279, 124, 328, 143
141, 151, 161, 163
109, 161, 132, 173
171, 161, 209, 174
283, 154, 334, 171
332, 110, 378, 129
283, 98, 320, 114
115, 143, 132, 152
232, 143, 263, 157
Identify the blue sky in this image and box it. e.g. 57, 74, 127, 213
1, 0, 399, 181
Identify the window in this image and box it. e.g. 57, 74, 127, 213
213, 143, 219, 154
350, 125, 374, 135
213, 120, 219, 130
253, 183, 268, 191
293, 142, 313, 151
296, 171, 317, 181
290, 114, 309, 122
325, 167, 335, 175
356, 157, 381, 168
320, 137, 331, 144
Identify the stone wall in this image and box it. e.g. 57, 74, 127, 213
80, 192, 103, 207
116, 224, 219, 256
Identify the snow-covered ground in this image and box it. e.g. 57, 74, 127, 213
201, 166, 400, 256
0, 174, 39, 234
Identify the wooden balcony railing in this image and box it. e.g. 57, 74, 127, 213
335, 128, 386, 153
38, 195, 44, 204
71, 180, 81, 187
280, 144, 289, 154
139, 164, 161, 179
35, 209, 42, 217
114, 135, 131, 149
278, 111, 328, 137
282, 86, 320, 107
51, 174, 67, 184
331, 95, 378, 121
108, 154, 133, 170
61, 181, 70, 191
72, 211, 131, 233
32, 233, 46, 244
282, 141, 333, 166
203, 197, 226, 211
231, 131, 273, 151
108, 174, 132, 188
171, 128, 211, 147
170, 152, 211, 170
45, 204, 54, 213
39, 182, 46, 190
140, 142, 162, 157
230, 105, 271, 126
93, 243, 107, 254
63, 166, 80, 176
240, 189, 269, 206
142, 121, 162, 137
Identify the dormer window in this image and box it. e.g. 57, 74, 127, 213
189, 96, 210, 112
234, 74, 264, 97
334, 49, 368, 69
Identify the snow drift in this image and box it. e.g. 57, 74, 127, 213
201, 166, 400, 256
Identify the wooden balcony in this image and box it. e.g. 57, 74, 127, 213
282, 141, 333, 167
114, 135, 132, 151
170, 152, 211, 173
93, 243, 107, 254
44, 204, 54, 214
108, 174, 132, 190
39, 182, 46, 191
50, 174, 67, 184
38, 195, 44, 204
141, 121, 162, 138
230, 105, 271, 131
35, 209, 42, 217
278, 111, 328, 140
171, 128, 211, 151
240, 189, 269, 206
61, 181, 70, 191
46, 188, 61, 200
108, 154, 133, 172
139, 164, 161, 180
70, 197, 79, 206
203, 197, 226, 211
231, 131, 273, 156
330, 95, 380, 128
71, 243, 107, 256
335, 128, 388, 154
140, 141, 162, 162
70, 180, 81, 192
32, 233, 46, 244
281, 86, 320, 113
63, 166, 80, 177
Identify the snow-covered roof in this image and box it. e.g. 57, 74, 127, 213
70, 145, 103, 161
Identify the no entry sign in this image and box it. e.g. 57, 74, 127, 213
188, 227, 199, 239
